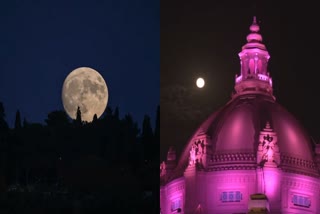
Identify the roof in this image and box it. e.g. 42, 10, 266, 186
165, 93, 318, 182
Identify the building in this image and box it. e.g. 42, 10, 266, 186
160, 17, 320, 214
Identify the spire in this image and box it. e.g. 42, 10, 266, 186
246, 16, 262, 43
233, 16, 274, 99
265, 121, 270, 129
245, 16, 264, 48
263, 121, 273, 132
250, 16, 259, 32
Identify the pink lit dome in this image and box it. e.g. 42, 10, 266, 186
164, 16, 318, 182
160, 17, 320, 214
160, 18, 320, 214
167, 93, 318, 181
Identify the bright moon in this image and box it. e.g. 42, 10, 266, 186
62, 67, 109, 122
196, 77, 205, 88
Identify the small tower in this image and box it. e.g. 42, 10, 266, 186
234, 16, 274, 99
166, 146, 177, 174
160, 146, 177, 183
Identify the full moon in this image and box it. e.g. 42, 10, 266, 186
62, 67, 108, 122
196, 77, 205, 88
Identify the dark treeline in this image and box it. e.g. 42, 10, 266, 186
0, 102, 159, 213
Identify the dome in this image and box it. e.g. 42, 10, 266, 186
168, 93, 318, 181
160, 17, 320, 214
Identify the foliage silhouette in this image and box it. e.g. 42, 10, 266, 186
14, 110, 22, 130
92, 114, 98, 123
0, 101, 159, 213
75, 106, 82, 127
0, 102, 8, 132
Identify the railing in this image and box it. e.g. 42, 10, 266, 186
235, 74, 272, 86
258, 74, 269, 81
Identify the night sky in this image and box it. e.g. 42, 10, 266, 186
161, 1, 320, 161
0, 0, 159, 129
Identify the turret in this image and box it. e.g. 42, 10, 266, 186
234, 17, 274, 99
160, 146, 177, 182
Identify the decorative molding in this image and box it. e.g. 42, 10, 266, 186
212, 174, 255, 184
282, 177, 319, 192
167, 183, 185, 196
280, 154, 317, 170
188, 135, 211, 169
280, 154, 319, 177
210, 165, 256, 171
212, 153, 256, 163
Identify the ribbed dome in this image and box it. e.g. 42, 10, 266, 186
213, 96, 312, 159
169, 93, 318, 180
163, 17, 319, 183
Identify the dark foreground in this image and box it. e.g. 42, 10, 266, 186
0, 189, 155, 213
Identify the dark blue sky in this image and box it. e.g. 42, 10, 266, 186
0, 0, 159, 129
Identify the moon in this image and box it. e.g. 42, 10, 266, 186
62, 67, 108, 122
196, 77, 205, 88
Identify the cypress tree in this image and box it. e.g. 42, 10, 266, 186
14, 110, 22, 129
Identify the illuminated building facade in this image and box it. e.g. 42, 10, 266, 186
160, 17, 320, 214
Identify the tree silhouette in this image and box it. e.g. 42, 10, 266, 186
141, 114, 153, 161
0, 101, 157, 213
142, 115, 153, 141
0, 102, 8, 132
154, 105, 160, 145
0, 102, 8, 195
104, 106, 113, 119
114, 107, 119, 120
75, 106, 82, 127
92, 114, 98, 123
14, 110, 22, 130
45, 110, 70, 127
22, 118, 29, 128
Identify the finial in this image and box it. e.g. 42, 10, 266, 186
250, 16, 260, 33
263, 121, 273, 131
265, 121, 270, 129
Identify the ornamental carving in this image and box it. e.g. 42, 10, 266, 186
188, 138, 206, 168
212, 153, 256, 163
280, 154, 317, 170
282, 177, 319, 191
257, 122, 279, 167
167, 182, 185, 196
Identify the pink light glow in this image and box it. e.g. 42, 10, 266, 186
216, 108, 254, 152
235, 75, 242, 83
160, 17, 320, 214
263, 169, 279, 198
258, 74, 269, 81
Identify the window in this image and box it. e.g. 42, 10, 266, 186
171, 199, 181, 212
221, 191, 242, 202
292, 195, 311, 208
